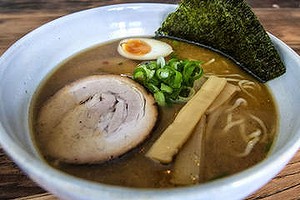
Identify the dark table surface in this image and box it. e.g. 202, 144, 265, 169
0, 0, 300, 199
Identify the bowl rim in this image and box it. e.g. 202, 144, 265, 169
0, 3, 300, 200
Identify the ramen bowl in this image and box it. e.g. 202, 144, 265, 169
0, 3, 300, 200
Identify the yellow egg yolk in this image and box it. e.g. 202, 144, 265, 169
121, 39, 151, 55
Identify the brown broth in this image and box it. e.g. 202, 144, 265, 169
31, 38, 277, 188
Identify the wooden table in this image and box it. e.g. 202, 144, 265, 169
0, 0, 299, 199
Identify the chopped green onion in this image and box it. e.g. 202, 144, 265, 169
146, 83, 160, 93
176, 87, 196, 103
133, 57, 204, 106
161, 83, 173, 94
154, 91, 166, 106
157, 56, 166, 68
156, 68, 170, 79
171, 71, 182, 89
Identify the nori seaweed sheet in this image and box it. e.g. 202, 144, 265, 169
156, 0, 286, 82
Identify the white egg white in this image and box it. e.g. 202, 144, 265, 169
117, 38, 173, 60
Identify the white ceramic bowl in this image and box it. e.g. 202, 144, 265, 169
0, 3, 300, 200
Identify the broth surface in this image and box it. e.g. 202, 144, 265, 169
31, 38, 277, 188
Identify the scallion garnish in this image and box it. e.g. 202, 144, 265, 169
133, 57, 203, 106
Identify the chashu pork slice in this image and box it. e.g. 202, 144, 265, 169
36, 75, 158, 164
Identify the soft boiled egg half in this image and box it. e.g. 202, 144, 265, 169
117, 38, 173, 60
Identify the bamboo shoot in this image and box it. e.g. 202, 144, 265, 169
146, 76, 227, 163
171, 116, 206, 185
206, 82, 240, 114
